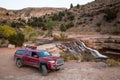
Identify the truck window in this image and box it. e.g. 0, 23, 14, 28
16, 50, 26, 55
31, 52, 38, 58
38, 51, 51, 57
27, 51, 31, 56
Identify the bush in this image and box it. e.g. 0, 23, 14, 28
11, 21, 25, 28
112, 31, 120, 35
81, 51, 96, 62
45, 20, 56, 37
60, 52, 81, 61
60, 33, 68, 40
103, 8, 118, 22
51, 12, 65, 21
66, 11, 73, 16
51, 14, 59, 21
59, 12, 65, 17
27, 17, 44, 27
23, 26, 41, 41
0, 25, 16, 39
76, 4, 80, 8
106, 59, 120, 67
66, 22, 74, 29
96, 22, 101, 27
60, 24, 67, 32
53, 33, 68, 41
8, 32, 25, 46
68, 15, 75, 21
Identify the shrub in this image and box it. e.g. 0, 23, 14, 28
6, 12, 9, 16
45, 20, 56, 37
106, 59, 120, 67
66, 22, 74, 29
96, 22, 101, 27
70, 3, 73, 9
60, 52, 81, 61
11, 21, 25, 28
60, 33, 68, 40
24, 26, 33, 41
0, 25, 16, 39
76, 4, 80, 8
89, 18, 93, 21
0, 20, 7, 25
68, 15, 75, 21
24, 26, 42, 41
60, 24, 67, 32
59, 11, 65, 17
8, 32, 25, 46
53, 33, 68, 41
66, 11, 72, 16
51, 12, 65, 21
82, 51, 96, 62
53, 35, 60, 41
103, 8, 118, 22
51, 14, 60, 21
27, 17, 44, 27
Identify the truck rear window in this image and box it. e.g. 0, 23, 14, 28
16, 50, 26, 55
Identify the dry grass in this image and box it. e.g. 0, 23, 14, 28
106, 59, 120, 67
60, 51, 82, 61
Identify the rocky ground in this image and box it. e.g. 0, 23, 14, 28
0, 48, 120, 80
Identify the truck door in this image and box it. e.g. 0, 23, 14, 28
23, 51, 32, 65
30, 52, 39, 67
24, 51, 39, 67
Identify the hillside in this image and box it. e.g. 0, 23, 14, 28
0, 7, 66, 20
52, 0, 120, 35
0, 0, 120, 35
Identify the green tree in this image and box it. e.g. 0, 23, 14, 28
60, 24, 67, 32
66, 22, 74, 29
76, 4, 80, 8
0, 25, 16, 39
70, 3, 73, 9
8, 32, 25, 46
27, 17, 44, 27
68, 15, 75, 21
24, 26, 33, 41
23, 25, 41, 41
45, 20, 56, 36
11, 20, 25, 28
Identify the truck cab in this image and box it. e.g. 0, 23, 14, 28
14, 47, 64, 76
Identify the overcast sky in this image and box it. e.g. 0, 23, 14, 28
0, 0, 94, 10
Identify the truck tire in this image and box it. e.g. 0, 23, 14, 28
16, 59, 23, 68
41, 65, 48, 76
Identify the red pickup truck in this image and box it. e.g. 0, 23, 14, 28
14, 47, 64, 76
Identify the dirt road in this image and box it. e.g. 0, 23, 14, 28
0, 48, 120, 80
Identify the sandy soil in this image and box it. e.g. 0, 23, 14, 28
0, 48, 120, 80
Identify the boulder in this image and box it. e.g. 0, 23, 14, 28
8, 44, 15, 48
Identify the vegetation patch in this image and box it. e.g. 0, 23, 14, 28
0, 25, 16, 39
60, 51, 81, 61
106, 59, 120, 67
8, 32, 25, 47
53, 33, 68, 41
103, 8, 118, 22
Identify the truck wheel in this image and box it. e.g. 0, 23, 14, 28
41, 65, 48, 76
16, 59, 23, 68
